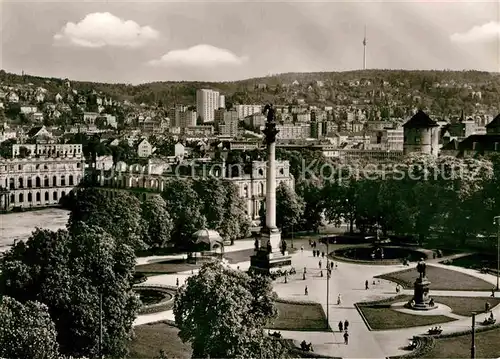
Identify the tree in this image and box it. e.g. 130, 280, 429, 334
67, 187, 144, 249
296, 179, 324, 233
0, 226, 140, 358
276, 182, 305, 234
141, 196, 173, 248
162, 179, 206, 249
173, 261, 288, 359
0, 296, 59, 359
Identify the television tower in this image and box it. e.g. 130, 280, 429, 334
363, 26, 367, 70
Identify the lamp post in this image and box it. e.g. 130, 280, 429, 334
291, 224, 294, 249
494, 216, 500, 291
325, 239, 330, 329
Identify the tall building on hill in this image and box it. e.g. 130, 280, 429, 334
403, 110, 440, 156
196, 89, 223, 123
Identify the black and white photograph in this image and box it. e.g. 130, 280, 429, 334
0, 1, 500, 358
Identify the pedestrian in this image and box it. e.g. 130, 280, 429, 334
176, 277, 179, 287
396, 284, 400, 293
313, 250, 316, 257
492, 289, 496, 298
485, 302, 491, 312
304, 267, 307, 274
365, 280, 369, 290
237, 266, 240, 270
320, 270, 324, 277
335, 263, 338, 269
344, 320, 349, 331
319, 260, 322, 269
330, 261, 334, 270
337, 294, 342, 305
305, 286, 308, 295
338, 321, 343, 332
303, 272, 306, 280
301, 245, 304, 253
284, 274, 288, 283
344, 331, 349, 345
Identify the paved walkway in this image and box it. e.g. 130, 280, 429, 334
133, 241, 500, 358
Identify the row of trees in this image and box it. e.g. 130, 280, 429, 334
275, 153, 500, 249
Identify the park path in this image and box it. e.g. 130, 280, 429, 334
133, 239, 500, 359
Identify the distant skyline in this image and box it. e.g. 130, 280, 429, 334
1, 0, 499, 84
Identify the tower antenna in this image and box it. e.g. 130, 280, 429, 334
363, 26, 367, 70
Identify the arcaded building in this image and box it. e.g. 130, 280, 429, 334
0, 126, 85, 211
403, 110, 440, 156
96, 159, 294, 220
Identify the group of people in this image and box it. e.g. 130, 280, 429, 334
338, 320, 350, 344
428, 326, 442, 334
313, 250, 325, 258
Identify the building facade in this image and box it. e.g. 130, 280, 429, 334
0, 144, 85, 211
196, 89, 222, 123
403, 110, 440, 156
95, 160, 293, 220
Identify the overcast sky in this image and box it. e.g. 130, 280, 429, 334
1, 0, 499, 84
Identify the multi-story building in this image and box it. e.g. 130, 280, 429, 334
184, 125, 215, 137
196, 89, 222, 122
234, 105, 262, 120
0, 142, 84, 211
276, 124, 310, 140
179, 110, 197, 128
96, 160, 293, 219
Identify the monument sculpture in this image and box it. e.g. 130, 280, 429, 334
407, 258, 436, 310
250, 104, 292, 274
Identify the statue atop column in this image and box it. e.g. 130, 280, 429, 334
262, 104, 279, 145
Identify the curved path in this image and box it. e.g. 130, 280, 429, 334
134, 240, 500, 359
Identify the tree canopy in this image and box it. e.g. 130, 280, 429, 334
173, 261, 288, 359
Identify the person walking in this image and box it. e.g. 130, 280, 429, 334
365, 280, 369, 290
343, 331, 349, 345
338, 321, 343, 332
344, 319, 349, 331
319, 260, 322, 269
337, 294, 342, 305
305, 286, 308, 295
301, 245, 304, 253
176, 277, 179, 287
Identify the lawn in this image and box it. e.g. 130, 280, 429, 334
357, 303, 455, 330
444, 253, 497, 271
376, 266, 495, 291
419, 327, 500, 359
434, 296, 500, 317
268, 301, 329, 331
135, 288, 172, 306
129, 322, 192, 359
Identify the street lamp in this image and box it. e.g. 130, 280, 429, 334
494, 216, 500, 292
325, 238, 330, 329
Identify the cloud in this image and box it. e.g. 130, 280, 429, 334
54, 12, 159, 48
148, 44, 248, 67
450, 21, 500, 43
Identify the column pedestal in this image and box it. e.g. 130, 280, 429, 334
411, 277, 436, 311
249, 229, 292, 274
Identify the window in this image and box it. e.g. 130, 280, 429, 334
35, 177, 41, 187
45, 192, 49, 201
53, 191, 58, 201
9, 178, 14, 190
61, 175, 66, 186
18, 164, 22, 170
77, 162, 81, 168
28, 193, 32, 202
19, 193, 24, 203
44, 176, 49, 187
18, 177, 23, 188
10, 194, 15, 203
36, 192, 41, 202
53, 176, 57, 186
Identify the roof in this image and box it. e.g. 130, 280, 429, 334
486, 114, 500, 129
27, 126, 44, 137
192, 229, 223, 244
403, 110, 439, 128
441, 139, 459, 151
458, 134, 500, 152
